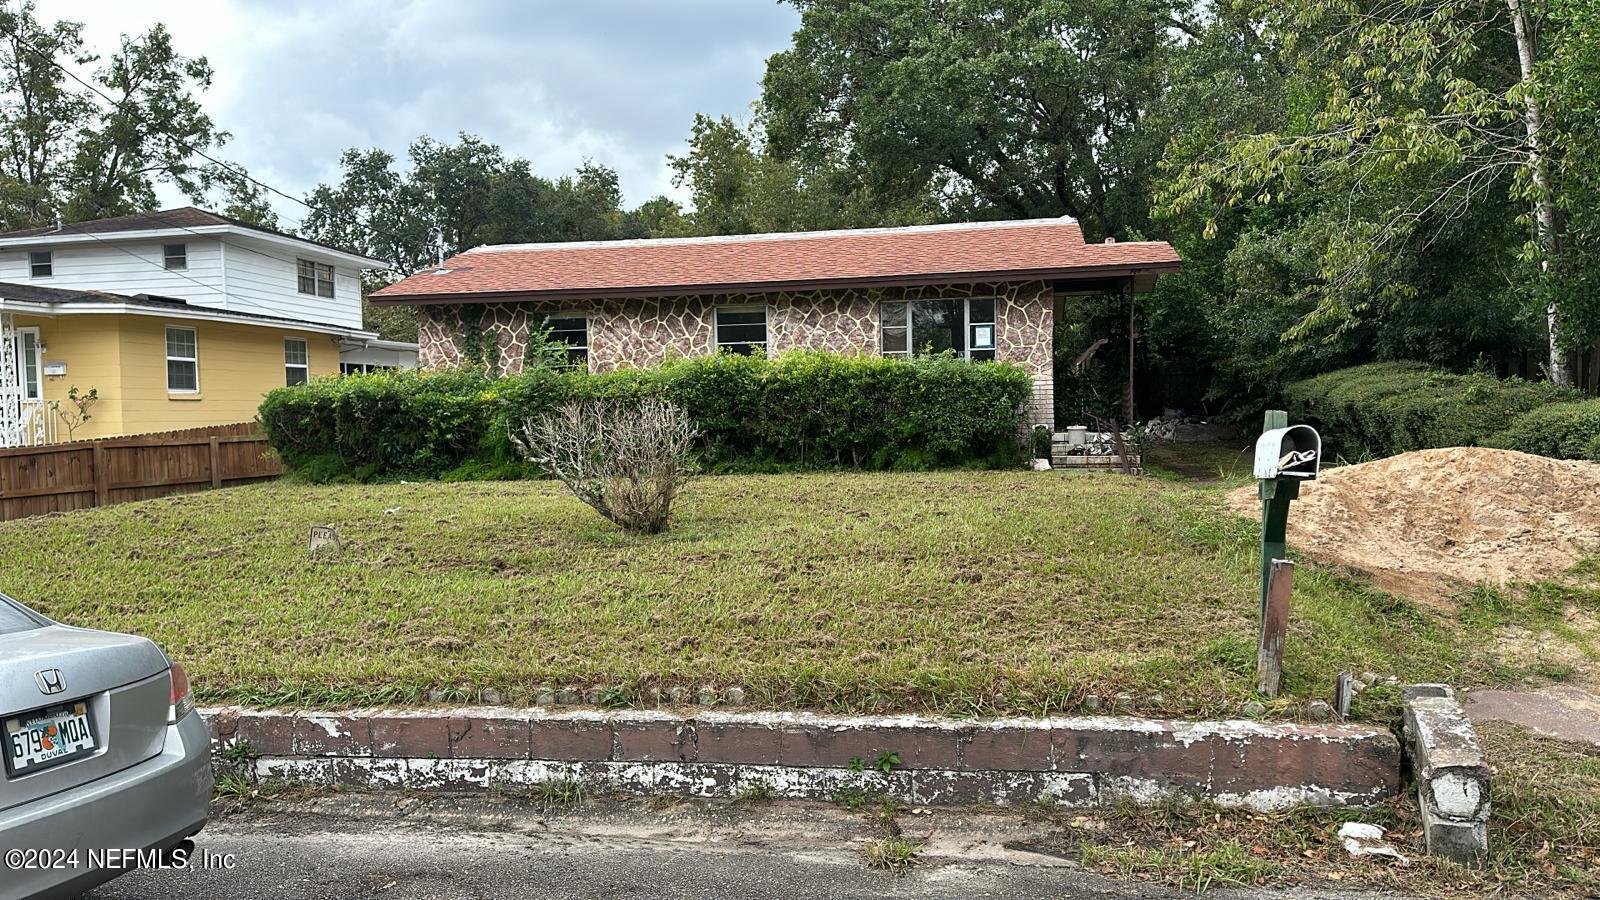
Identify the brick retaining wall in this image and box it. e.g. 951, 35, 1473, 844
205, 708, 1400, 811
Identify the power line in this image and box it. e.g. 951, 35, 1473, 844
44, 220, 342, 324
1, 16, 316, 223
1, 14, 416, 263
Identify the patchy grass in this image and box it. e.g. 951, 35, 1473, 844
528, 777, 587, 809
0, 472, 1485, 716
1057, 723, 1599, 896
1143, 441, 1256, 484
734, 780, 777, 803
1478, 722, 1600, 891
863, 837, 921, 875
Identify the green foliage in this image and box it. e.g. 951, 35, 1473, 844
300, 135, 689, 281
763, 0, 1183, 237
1281, 362, 1574, 459
668, 110, 932, 235
1489, 399, 1600, 462
259, 352, 1033, 482
0, 2, 271, 229
257, 369, 497, 481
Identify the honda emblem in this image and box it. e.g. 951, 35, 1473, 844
35, 668, 65, 695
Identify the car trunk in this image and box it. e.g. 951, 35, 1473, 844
0, 624, 172, 813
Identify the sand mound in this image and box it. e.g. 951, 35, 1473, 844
1228, 448, 1600, 602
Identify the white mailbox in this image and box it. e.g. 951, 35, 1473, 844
1253, 425, 1321, 480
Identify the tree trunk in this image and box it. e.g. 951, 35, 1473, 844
1507, 0, 1571, 386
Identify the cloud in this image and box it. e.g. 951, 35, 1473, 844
37, 0, 799, 221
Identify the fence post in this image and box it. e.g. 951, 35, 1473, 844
91, 442, 108, 507
208, 437, 222, 488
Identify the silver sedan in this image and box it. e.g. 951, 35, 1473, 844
0, 592, 211, 899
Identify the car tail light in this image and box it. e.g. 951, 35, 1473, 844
168, 662, 195, 723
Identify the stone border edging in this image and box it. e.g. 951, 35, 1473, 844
203, 707, 1400, 811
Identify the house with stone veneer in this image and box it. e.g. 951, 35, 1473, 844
370, 217, 1179, 428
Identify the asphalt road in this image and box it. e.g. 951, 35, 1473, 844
84, 793, 1390, 900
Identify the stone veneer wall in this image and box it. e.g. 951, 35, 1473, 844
413, 281, 1055, 427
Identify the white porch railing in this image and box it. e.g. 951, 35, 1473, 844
16, 399, 58, 446
0, 312, 58, 448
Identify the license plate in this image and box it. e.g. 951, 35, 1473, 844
5, 702, 96, 775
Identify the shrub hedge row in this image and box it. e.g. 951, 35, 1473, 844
1488, 398, 1600, 461
258, 351, 1035, 482
1280, 362, 1587, 460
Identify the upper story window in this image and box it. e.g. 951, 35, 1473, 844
163, 244, 187, 270
28, 251, 51, 278
284, 338, 309, 386
539, 315, 589, 368
165, 326, 199, 393
715, 305, 767, 355
880, 298, 997, 362
296, 259, 335, 298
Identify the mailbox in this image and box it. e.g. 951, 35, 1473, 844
1253, 425, 1321, 480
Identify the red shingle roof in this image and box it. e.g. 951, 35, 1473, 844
371, 218, 1179, 303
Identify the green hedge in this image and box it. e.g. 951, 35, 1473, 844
258, 351, 1034, 481
1489, 399, 1600, 461
1280, 362, 1575, 459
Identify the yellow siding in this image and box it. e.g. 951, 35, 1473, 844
14, 313, 126, 439
118, 317, 338, 433
16, 314, 339, 439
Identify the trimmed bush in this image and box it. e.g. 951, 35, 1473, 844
1489, 399, 1600, 461
1280, 362, 1575, 460
259, 351, 1034, 482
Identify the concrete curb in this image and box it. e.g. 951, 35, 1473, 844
203, 707, 1400, 811
1402, 685, 1491, 864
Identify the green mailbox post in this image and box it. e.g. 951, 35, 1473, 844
1252, 410, 1321, 695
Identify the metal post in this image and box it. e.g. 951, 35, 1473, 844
1257, 409, 1294, 620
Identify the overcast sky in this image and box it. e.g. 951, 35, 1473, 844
38, 0, 801, 225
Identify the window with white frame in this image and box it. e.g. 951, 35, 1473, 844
284, 338, 309, 385
166, 326, 198, 392
164, 243, 187, 270
296, 259, 335, 298
28, 251, 51, 278
539, 314, 589, 368
715, 305, 767, 355
880, 298, 997, 361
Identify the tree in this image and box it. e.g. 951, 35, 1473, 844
0, 2, 90, 228
302, 135, 684, 277
302, 134, 688, 341
762, 0, 1188, 239
668, 110, 932, 235
1163, 0, 1596, 385
0, 3, 265, 230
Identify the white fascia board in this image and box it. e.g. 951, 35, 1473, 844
0, 224, 389, 269
0, 298, 378, 340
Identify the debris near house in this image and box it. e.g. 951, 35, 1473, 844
1051, 425, 1142, 474
1143, 411, 1237, 444
1337, 821, 1410, 864
1229, 447, 1600, 603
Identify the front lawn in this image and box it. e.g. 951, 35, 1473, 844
0, 471, 1480, 716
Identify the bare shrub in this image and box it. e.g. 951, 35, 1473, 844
512, 397, 699, 534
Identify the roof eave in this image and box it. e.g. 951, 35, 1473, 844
369, 261, 1182, 306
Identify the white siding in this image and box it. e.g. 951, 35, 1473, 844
219, 235, 364, 329
0, 239, 225, 304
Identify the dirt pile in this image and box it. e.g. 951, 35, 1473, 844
1229, 447, 1600, 602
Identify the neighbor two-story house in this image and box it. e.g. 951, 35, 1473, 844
0, 207, 415, 445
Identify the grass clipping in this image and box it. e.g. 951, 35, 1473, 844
1230, 448, 1600, 603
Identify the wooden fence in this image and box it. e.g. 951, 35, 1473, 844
0, 421, 281, 521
